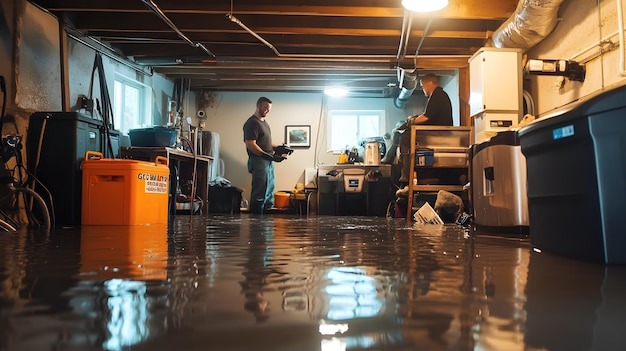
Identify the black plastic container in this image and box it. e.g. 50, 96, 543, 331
27, 112, 119, 227
518, 84, 626, 264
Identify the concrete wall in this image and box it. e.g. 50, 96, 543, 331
0, 0, 14, 117
527, 0, 626, 116
0, 0, 174, 143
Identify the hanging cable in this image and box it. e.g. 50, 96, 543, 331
91, 53, 116, 158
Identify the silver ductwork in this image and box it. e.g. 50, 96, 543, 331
491, 0, 566, 51
394, 70, 418, 109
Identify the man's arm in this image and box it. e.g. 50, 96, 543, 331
409, 114, 430, 125
245, 139, 265, 156
245, 139, 286, 162
397, 114, 431, 130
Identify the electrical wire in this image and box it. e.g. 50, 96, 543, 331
89, 53, 116, 158
0, 75, 6, 129
179, 136, 198, 221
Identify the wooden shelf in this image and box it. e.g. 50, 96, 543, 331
412, 184, 465, 192
416, 164, 468, 169
406, 126, 473, 220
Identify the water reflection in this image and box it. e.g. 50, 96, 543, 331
80, 224, 168, 280
468, 236, 530, 351
239, 218, 277, 322
524, 250, 626, 351
1, 216, 626, 350
71, 224, 169, 350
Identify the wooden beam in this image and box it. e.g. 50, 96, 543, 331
44, 1, 517, 20
414, 57, 471, 69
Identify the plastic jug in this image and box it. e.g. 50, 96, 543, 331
364, 142, 380, 165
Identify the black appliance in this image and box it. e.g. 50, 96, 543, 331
27, 112, 119, 227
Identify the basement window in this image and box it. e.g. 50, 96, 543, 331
113, 73, 152, 135
328, 110, 385, 152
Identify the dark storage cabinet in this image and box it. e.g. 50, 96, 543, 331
208, 186, 242, 214
518, 85, 626, 264
317, 175, 392, 216
27, 112, 119, 227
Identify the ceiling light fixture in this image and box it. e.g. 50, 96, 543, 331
324, 87, 348, 97
401, 0, 449, 13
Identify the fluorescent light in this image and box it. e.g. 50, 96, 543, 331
401, 0, 449, 13
324, 87, 348, 97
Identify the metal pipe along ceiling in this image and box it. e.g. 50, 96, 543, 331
491, 0, 566, 51
395, 16, 434, 109
141, 0, 216, 58
396, 10, 413, 60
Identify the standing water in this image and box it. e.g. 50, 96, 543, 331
0, 214, 625, 350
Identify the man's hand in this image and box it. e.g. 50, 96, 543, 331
272, 154, 287, 162
260, 151, 287, 162
274, 144, 294, 156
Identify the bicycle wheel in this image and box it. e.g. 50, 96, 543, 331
0, 186, 51, 232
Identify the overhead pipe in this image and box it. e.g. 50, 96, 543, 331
414, 18, 433, 57
617, 0, 626, 76
135, 56, 396, 70
394, 17, 433, 109
396, 10, 413, 60
491, 0, 566, 51
141, 0, 216, 58
226, 13, 281, 56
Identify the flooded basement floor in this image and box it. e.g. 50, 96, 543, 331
1, 214, 626, 351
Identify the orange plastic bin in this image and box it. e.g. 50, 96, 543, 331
81, 151, 170, 225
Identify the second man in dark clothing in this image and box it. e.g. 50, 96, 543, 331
397, 73, 453, 183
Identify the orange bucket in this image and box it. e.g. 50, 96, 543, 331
274, 191, 291, 208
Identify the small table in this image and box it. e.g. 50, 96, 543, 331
120, 146, 213, 214
289, 190, 315, 216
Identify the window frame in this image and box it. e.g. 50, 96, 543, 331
113, 73, 152, 135
327, 109, 386, 153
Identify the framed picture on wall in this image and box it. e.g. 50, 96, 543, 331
285, 125, 311, 148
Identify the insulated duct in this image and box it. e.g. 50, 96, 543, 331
491, 0, 566, 51
393, 15, 431, 109
394, 70, 418, 109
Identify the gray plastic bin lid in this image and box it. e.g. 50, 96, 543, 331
518, 84, 626, 137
